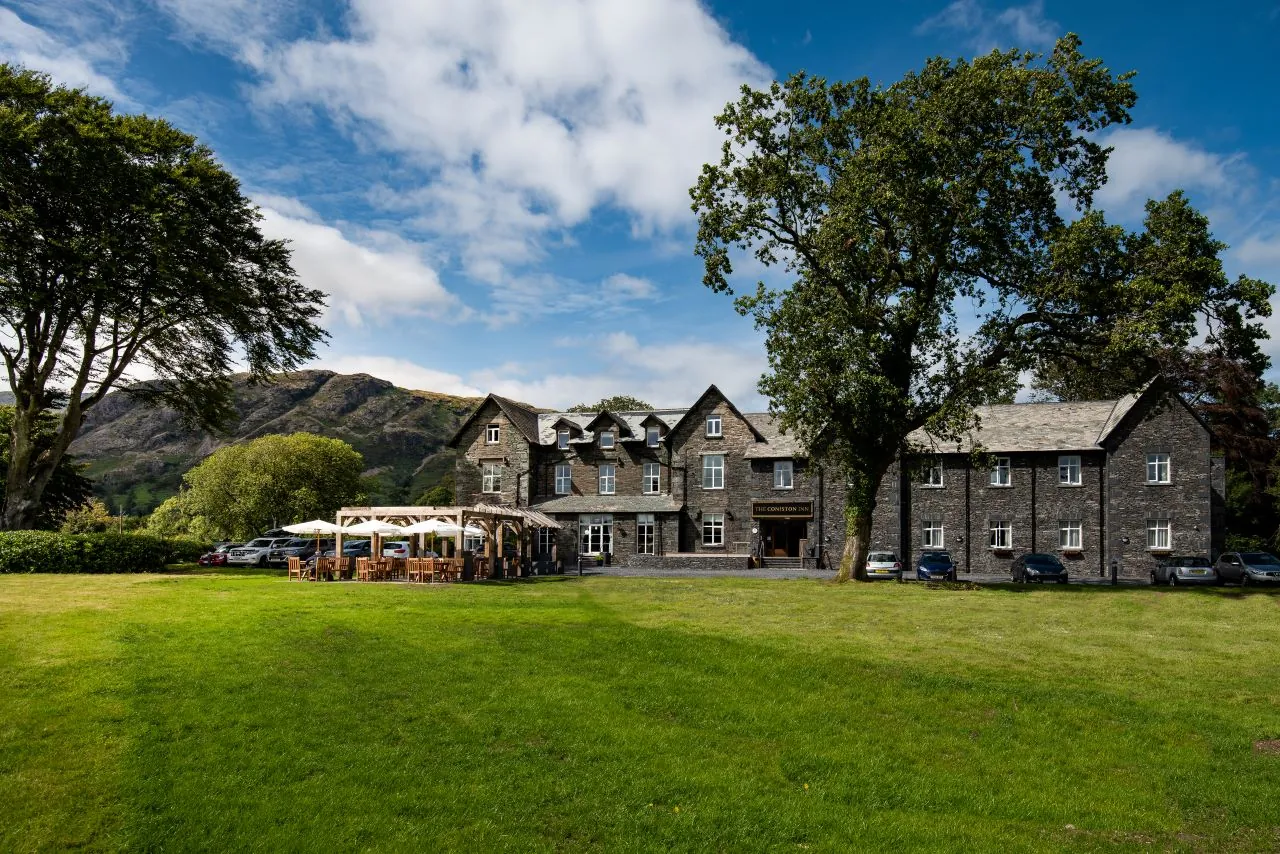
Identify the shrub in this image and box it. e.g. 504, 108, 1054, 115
0, 531, 210, 574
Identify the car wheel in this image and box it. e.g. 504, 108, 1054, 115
258, 555, 267, 567
1240, 573, 1249, 588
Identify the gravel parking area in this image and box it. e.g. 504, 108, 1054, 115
579, 566, 1155, 585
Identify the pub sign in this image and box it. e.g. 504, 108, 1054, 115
751, 500, 813, 519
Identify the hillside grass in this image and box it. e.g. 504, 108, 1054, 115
1, 574, 1277, 852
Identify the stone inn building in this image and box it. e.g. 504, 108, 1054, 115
449, 381, 1222, 577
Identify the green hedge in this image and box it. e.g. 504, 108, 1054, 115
0, 531, 209, 574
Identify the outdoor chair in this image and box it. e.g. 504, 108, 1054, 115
315, 557, 335, 581
356, 557, 373, 582
287, 556, 306, 581
389, 557, 407, 581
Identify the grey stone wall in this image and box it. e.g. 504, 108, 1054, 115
454, 400, 531, 506
1105, 395, 1212, 578
673, 394, 758, 553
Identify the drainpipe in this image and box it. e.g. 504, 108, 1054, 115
1030, 455, 1037, 552
817, 463, 825, 568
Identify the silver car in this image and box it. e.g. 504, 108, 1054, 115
1214, 552, 1280, 586
1152, 555, 1216, 586
866, 551, 903, 581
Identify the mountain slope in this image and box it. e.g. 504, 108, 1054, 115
69, 371, 479, 513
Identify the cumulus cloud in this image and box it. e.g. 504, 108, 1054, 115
916, 0, 1058, 53
158, 0, 771, 294
0, 7, 130, 101
468, 330, 769, 409
254, 197, 463, 326
317, 355, 483, 397
1094, 127, 1238, 218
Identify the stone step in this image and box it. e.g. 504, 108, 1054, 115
761, 557, 806, 570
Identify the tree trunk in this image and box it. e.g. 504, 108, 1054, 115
834, 458, 892, 583
2, 407, 41, 530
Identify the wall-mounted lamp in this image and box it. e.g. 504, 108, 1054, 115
1121, 536, 1130, 545
726, 510, 735, 521
956, 535, 965, 544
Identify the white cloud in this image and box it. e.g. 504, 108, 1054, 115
916, 0, 1058, 52
469, 331, 769, 409
159, 0, 771, 298
255, 198, 463, 326
1094, 127, 1237, 217
317, 355, 483, 397
0, 7, 129, 101
1235, 233, 1280, 269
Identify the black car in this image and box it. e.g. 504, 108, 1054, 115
916, 550, 957, 581
269, 538, 334, 566
1011, 553, 1068, 584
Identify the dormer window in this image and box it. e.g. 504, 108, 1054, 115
646, 426, 660, 447
557, 430, 569, 449
486, 424, 500, 444
599, 431, 615, 449
706, 414, 722, 437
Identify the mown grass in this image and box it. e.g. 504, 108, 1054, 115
1, 573, 1277, 852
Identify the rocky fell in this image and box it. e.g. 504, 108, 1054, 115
69, 371, 479, 514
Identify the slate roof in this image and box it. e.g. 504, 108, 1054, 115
907, 390, 1145, 453
535, 410, 689, 445
530, 495, 684, 514
446, 393, 543, 447
742, 413, 801, 458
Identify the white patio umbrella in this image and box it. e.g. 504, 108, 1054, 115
282, 519, 341, 535
342, 519, 408, 536
401, 519, 451, 534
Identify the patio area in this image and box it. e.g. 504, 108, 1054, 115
285, 504, 562, 583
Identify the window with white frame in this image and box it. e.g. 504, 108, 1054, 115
702, 454, 724, 489
579, 514, 613, 554
536, 527, 556, 557
554, 463, 572, 495
486, 424, 500, 444
706, 414, 722, 437
1146, 518, 1171, 550
636, 513, 655, 555
482, 463, 503, 493
1059, 519, 1082, 550
642, 461, 660, 494
646, 426, 660, 447
990, 457, 1011, 487
923, 457, 944, 487
557, 430, 569, 449
922, 518, 944, 548
989, 519, 1012, 549
1146, 453, 1171, 484
1059, 455, 1081, 486
773, 460, 794, 489
599, 430, 615, 449
464, 531, 485, 553
702, 513, 724, 546
598, 464, 616, 495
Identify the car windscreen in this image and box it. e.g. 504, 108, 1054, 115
868, 553, 897, 562
1025, 554, 1062, 566
921, 553, 951, 563
1241, 553, 1280, 565
1171, 557, 1210, 567
286, 539, 309, 547
246, 539, 273, 547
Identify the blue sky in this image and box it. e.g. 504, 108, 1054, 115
3, 0, 1279, 410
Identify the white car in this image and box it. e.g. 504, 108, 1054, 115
383, 540, 411, 559
227, 537, 292, 567
866, 551, 903, 581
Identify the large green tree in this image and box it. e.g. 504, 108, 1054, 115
567, 395, 655, 412
691, 36, 1273, 581
179, 433, 365, 540
0, 65, 327, 529
0, 405, 93, 529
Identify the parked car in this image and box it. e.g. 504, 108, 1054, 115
1214, 552, 1280, 586
269, 538, 333, 566
916, 550, 957, 582
323, 539, 373, 559
1011, 553, 1069, 583
866, 551, 903, 581
383, 540, 411, 559
197, 542, 242, 567
1152, 555, 1216, 586
227, 538, 292, 567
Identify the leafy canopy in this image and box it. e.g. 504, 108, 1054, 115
180, 434, 365, 541
0, 406, 93, 530
568, 396, 655, 413
0, 65, 327, 528
690, 35, 1273, 580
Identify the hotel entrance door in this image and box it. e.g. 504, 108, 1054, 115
760, 519, 807, 557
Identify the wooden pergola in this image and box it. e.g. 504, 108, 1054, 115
333, 504, 562, 565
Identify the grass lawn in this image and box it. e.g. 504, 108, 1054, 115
1, 573, 1278, 852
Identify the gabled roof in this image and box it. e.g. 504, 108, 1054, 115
583, 411, 633, 438
550, 416, 584, 434
669, 384, 767, 443
446, 394, 542, 447
639, 413, 671, 429
534, 409, 689, 445
742, 413, 802, 458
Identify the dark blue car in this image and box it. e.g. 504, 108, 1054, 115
916, 550, 957, 581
